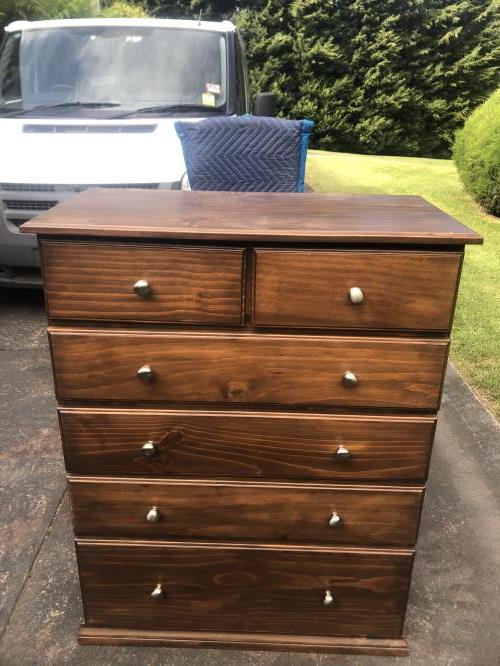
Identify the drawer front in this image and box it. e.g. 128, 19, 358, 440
77, 541, 413, 638
254, 250, 462, 331
41, 241, 244, 325
50, 330, 448, 410
60, 409, 436, 481
69, 478, 424, 546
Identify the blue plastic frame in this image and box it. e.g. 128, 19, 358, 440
297, 119, 315, 193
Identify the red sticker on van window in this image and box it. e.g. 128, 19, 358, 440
206, 83, 221, 95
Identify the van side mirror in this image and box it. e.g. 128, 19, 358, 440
254, 92, 277, 117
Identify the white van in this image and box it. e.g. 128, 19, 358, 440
0, 18, 264, 286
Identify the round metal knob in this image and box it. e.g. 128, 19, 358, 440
329, 512, 342, 528
141, 440, 157, 458
323, 590, 334, 607
146, 506, 160, 523
349, 287, 364, 304
134, 279, 153, 298
137, 365, 154, 382
342, 371, 358, 388
151, 583, 164, 600
334, 445, 351, 461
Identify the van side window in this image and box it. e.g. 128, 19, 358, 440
235, 32, 249, 114
0, 33, 21, 103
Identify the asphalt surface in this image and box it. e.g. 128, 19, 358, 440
1, 288, 499, 666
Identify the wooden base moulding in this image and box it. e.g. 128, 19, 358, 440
78, 627, 409, 656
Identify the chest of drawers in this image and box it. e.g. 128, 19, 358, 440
22, 189, 481, 656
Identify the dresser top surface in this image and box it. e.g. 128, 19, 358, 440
21, 189, 482, 245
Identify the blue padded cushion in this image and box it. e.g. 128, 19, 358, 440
175, 116, 314, 193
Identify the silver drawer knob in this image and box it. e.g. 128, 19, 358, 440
323, 590, 334, 606
334, 445, 351, 461
151, 583, 164, 600
349, 287, 364, 304
342, 371, 358, 387
137, 365, 154, 381
146, 506, 160, 523
329, 512, 342, 528
141, 440, 157, 458
134, 279, 152, 298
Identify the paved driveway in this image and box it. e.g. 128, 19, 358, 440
1, 289, 499, 665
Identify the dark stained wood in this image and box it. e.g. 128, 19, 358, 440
60, 408, 436, 481
21, 189, 483, 245
69, 477, 424, 546
49, 329, 449, 410
41, 241, 244, 325
76, 539, 414, 638
254, 250, 462, 331
31, 187, 480, 654
78, 627, 409, 655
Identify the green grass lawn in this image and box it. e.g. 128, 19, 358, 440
306, 150, 500, 417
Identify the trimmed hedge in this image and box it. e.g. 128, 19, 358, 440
454, 89, 500, 216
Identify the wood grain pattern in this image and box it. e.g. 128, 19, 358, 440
21, 189, 483, 245
27, 188, 481, 655
59, 408, 436, 481
49, 329, 449, 410
254, 250, 462, 331
78, 627, 409, 655
69, 477, 424, 546
41, 241, 244, 324
76, 540, 414, 638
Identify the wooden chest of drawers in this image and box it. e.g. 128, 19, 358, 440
22, 189, 481, 656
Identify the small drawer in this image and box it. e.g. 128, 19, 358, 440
60, 408, 436, 481
254, 250, 462, 331
69, 478, 424, 547
50, 329, 448, 410
41, 241, 244, 325
77, 540, 414, 638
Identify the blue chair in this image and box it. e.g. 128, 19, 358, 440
174, 116, 314, 193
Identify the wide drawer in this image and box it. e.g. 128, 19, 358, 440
41, 241, 244, 325
50, 329, 448, 410
60, 408, 436, 481
69, 478, 424, 546
254, 250, 462, 331
77, 540, 414, 638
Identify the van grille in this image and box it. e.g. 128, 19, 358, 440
0, 183, 159, 192
1, 182, 160, 229
4, 199, 58, 211
23, 124, 157, 134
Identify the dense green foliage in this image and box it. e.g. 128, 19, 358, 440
454, 88, 500, 215
0, 0, 146, 29
144, 0, 238, 19
99, 1, 148, 16
148, 0, 500, 157
0, 0, 98, 26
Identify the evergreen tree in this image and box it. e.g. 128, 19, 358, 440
418, 0, 500, 155
144, 0, 193, 18
237, 1, 298, 116
288, 0, 499, 156
145, 0, 253, 19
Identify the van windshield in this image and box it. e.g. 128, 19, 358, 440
0, 26, 227, 116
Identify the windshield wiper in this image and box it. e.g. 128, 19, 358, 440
1, 102, 121, 117
114, 103, 225, 119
